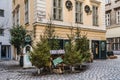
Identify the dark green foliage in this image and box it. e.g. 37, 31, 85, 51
75, 27, 91, 62
64, 27, 84, 65
10, 25, 26, 54
64, 27, 91, 66
30, 18, 59, 69
64, 41, 84, 65
30, 35, 51, 68
44, 18, 60, 50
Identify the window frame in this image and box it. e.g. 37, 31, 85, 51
92, 6, 98, 26
105, 12, 111, 27
0, 9, 4, 17
116, 9, 120, 24
0, 29, 4, 36
16, 8, 20, 25
25, 0, 29, 24
105, 0, 111, 5
53, 0, 63, 21
75, 1, 83, 24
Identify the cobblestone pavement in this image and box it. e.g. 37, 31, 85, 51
1, 56, 120, 80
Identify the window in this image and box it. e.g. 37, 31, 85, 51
13, 0, 15, 5
116, 9, 120, 24
0, 29, 4, 36
53, 0, 62, 20
92, 6, 98, 26
13, 13, 15, 26
115, 0, 120, 3
16, 8, 19, 25
107, 38, 120, 51
25, 0, 29, 24
105, 12, 111, 26
49, 39, 69, 49
75, 1, 83, 23
105, 0, 111, 4
0, 9, 4, 17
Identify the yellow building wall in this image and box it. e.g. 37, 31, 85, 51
12, 0, 106, 59
46, 0, 103, 27
34, 25, 106, 44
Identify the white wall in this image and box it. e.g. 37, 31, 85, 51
0, 0, 12, 45
0, 0, 13, 59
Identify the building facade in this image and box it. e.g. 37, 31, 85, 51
105, 0, 120, 52
12, 0, 106, 59
0, 0, 13, 60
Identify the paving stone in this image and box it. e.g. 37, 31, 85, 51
1, 56, 120, 80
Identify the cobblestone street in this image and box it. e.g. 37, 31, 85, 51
1, 56, 120, 80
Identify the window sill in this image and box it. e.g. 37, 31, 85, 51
0, 35, 4, 36
25, 22, 29, 26
115, 0, 120, 3
76, 22, 83, 24
105, 3, 111, 6
53, 19, 63, 21
0, 16, 4, 17
93, 25, 99, 27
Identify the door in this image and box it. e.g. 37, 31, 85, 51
100, 41, 107, 59
92, 40, 99, 59
1, 45, 11, 59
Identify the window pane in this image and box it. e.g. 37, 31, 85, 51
53, 0, 62, 20
53, 0, 57, 7
0, 29, 4, 35
0, 9, 4, 17
25, 0, 29, 23
58, 0, 61, 7
75, 1, 82, 23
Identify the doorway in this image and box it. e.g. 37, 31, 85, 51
1, 45, 11, 59
92, 40, 99, 59
92, 40, 106, 59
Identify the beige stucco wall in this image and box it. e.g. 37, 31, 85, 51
106, 26, 120, 38
34, 25, 106, 44
12, 0, 106, 57
46, 0, 105, 29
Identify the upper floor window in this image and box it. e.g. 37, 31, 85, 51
105, 12, 111, 26
0, 29, 4, 36
75, 1, 83, 23
116, 9, 120, 24
16, 8, 20, 25
13, 0, 15, 5
105, 0, 111, 4
53, 0, 62, 20
115, 0, 120, 3
0, 9, 4, 17
92, 6, 98, 26
25, 0, 29, 24
13, 13, 15, 26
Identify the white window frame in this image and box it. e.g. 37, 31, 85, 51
92, 6, 98, 26
105, 13, 111, 26
53, 0, 62, 20
25, 0, 29, 24
13, 13, 15, 26
0, 9, 4, 17
105, 0, 111, 4
16, 8, 20, 25
75, 1, 83, 23
116, 9, 120, 24
0, 29, 4, 36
